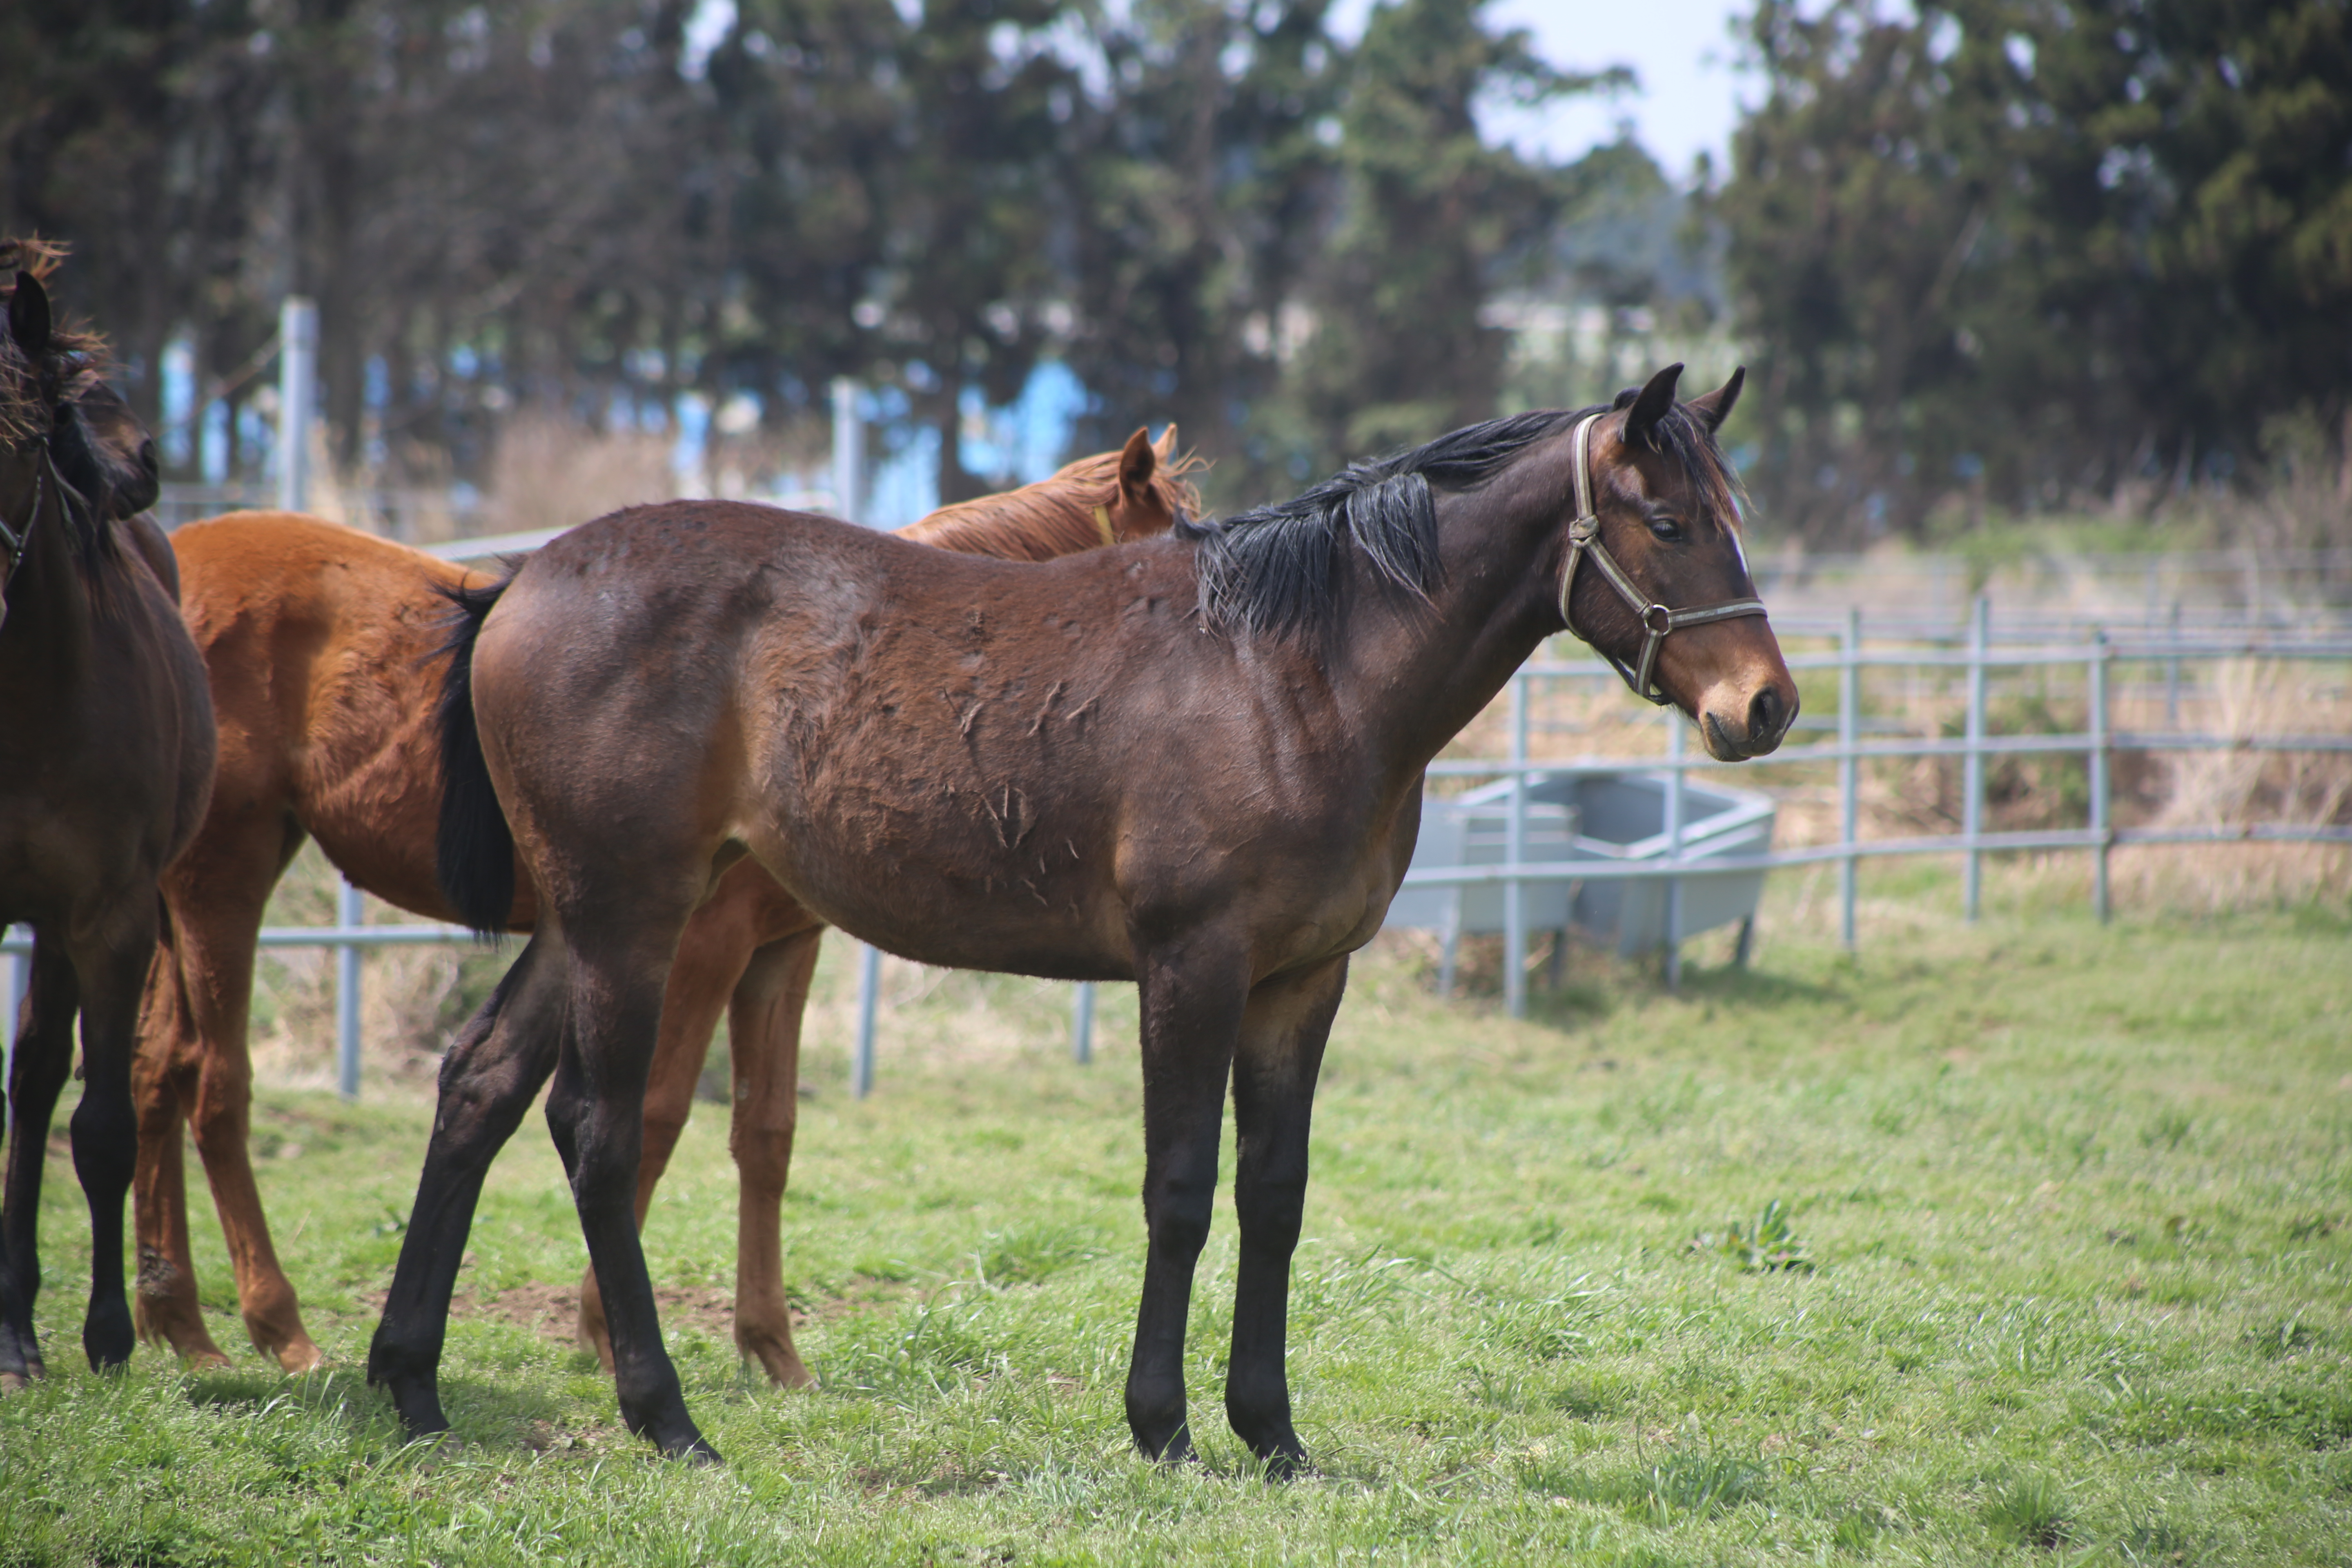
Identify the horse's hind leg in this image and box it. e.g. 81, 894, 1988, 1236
137, 817, 314, 1369
368, 933, 566, 1437
67, 906, 165, 1371
574, 907, 746, 1373
543, 918, 716, 1461
1223, 955, 1348, 1477
725, 926, 822, 1388
0, 939, 78, 1386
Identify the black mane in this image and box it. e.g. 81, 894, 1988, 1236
1179, 401, 1739, 639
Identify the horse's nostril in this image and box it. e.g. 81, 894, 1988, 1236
1748, 685, 1782, 743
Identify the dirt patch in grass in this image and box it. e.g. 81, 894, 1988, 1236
358, 1280, 782, 1345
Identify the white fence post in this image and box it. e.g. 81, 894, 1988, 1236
2090, 629, 2111, 923
1503, 670, 1529, 1018
335, 878, 363, 1099
852, 945, 880, 1100
830, 376, 884, 1098
1839, 607, 1861, 951
277, 296, 316, 514
3, 934, 21, 1073
1071, 982, 1096, 1064
1963, 595, 1989, 921
1663, 714, 1686, 989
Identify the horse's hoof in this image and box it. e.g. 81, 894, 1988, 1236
675, 1437, 724, 1466
272, 1340, 326, 1375
1256, 1447, 1312, 1483
0, 1370, 29, 1394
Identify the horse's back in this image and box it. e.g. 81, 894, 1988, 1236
172, 511, 485, 916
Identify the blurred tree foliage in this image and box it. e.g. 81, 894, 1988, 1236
1712, 0, 2352, 541
0, 0, 1615, 508
8, 0, 2333, 534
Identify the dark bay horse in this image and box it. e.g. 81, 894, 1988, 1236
0, 243, 215, 1388
385, 364, 1797, 1465
131, 430, 1198, 1381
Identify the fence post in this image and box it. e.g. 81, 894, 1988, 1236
277, 297, 316, 514
852, 944, 880, 1099
335, 878, 363, 1100
1071, 982, 1096, 1065
831, 377, 864, 526
832, 375, 884, 1099
2165, 600, 2182, 726
3, 933, 22, 1074
2090, 629, 2112, 924
1663, 714, 1686, 989
1840, 607, 1861, 951
1963, 594, 1989, 922
1503, 671, 1529, 1018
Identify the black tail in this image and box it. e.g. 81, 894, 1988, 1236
434, 574, 518, 938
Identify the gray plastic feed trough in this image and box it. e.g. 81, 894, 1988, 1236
1386, 770, 1776, 962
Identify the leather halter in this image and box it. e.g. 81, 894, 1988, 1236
1557, 412, 1769, 705
0, 448, 47, 571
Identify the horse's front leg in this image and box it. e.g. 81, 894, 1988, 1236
0, 938, 78, 1386
1124, 939, 1250, 1463
1225, 955, 1348, 1477
66, 907, 164, 1372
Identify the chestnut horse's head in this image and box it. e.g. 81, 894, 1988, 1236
0, 240, 151, 630
899, 425, 1203, 560
1559, 363, 1797, 760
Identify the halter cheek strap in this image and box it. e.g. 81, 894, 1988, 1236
1557, 412, 1769, 705
0, 453, 47, 570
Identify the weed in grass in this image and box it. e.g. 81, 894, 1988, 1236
1688, 1198, 1815, 1273
1983, 1470, 2074, 1549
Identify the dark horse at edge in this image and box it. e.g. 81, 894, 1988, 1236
378, 363, 1796, 1467
0, 241, 215, 1388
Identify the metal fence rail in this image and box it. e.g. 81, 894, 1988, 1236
10, 598, 2345, 1086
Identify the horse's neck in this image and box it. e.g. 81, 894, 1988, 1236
899, 488, 1096, 560
1325, 496, 1562, 785
0, 502, 96, 687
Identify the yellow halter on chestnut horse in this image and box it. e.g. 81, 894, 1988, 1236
386, 363, 1795, 1466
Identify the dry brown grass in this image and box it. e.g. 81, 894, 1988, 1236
481, 412, 678, 538
246, 844, 463, 1093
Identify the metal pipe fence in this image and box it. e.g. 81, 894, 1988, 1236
10, 601, 2345, 1095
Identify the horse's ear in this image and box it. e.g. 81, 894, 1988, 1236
1620, 363, 1684, 451
1152, 423, 1178, 461
1118, 426, 1155, 499
1688, 366, 1745, 433
9, 270, 51, 359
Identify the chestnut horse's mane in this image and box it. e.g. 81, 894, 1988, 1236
896, 443, 1205, 561
1179, 401, 1741, 640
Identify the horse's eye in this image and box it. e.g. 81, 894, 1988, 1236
1648, 517, 1684, 543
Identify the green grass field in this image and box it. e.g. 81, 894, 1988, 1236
3, 869, 2349, 1565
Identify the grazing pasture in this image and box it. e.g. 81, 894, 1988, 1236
1, 866, 2346, 1565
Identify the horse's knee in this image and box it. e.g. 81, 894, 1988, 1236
729, 1117, 796, 1192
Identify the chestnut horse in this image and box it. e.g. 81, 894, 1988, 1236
380, 364, 1797, 1465
130, 429, 1199, 1381
0, 243, 215, 1388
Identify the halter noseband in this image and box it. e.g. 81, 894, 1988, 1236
1558, 412, 1769, 705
